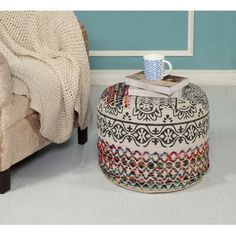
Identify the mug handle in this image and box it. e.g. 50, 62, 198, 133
163, 60, 172, 77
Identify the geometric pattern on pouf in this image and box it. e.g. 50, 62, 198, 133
97, 83, 210, 193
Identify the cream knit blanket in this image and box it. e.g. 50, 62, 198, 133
0, 11, 90, 143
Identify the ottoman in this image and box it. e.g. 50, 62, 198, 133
97, 83, 209, 193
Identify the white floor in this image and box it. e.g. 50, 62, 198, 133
0, 85, 236, 224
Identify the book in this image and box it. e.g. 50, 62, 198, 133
125, 71, 189, 95
128, 86, 182, 98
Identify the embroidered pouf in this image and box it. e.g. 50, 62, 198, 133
97, 83, 209, 193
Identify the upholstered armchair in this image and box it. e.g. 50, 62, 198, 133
0, 22, 89, 194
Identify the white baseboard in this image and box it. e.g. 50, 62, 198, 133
91, 70, 236, 86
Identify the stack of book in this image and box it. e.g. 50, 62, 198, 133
125, 71, 189, 98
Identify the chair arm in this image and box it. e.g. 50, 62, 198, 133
0, 53, 13, 110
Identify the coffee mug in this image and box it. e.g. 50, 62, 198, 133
143, 54, 172, 80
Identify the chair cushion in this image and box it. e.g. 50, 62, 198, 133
1, 93, 34, 131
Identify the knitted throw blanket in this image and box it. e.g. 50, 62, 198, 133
0, 11, 90, 143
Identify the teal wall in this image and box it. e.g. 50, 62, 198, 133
75, 11, 236, 70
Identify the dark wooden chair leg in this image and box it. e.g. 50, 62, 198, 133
78, 127, 88, 145
0, 169, 11, 194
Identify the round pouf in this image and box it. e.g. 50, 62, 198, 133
97, 83, 209, 193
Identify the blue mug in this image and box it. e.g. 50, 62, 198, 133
143, 54, 172, 80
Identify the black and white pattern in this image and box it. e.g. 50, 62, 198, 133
97, 83, 209, 152
182, 83, 209, 111
132, 96, 199, 122
97, 112, 209, 148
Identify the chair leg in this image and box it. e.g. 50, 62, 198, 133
78, 127, 88, 145
0, 168, 11, 194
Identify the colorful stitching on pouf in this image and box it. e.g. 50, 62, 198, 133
97, 139, 209, 192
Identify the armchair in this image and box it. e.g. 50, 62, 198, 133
0, 22, 89, 194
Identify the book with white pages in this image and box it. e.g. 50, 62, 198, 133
128, 86, 182, 98
125, 71, 189, 96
